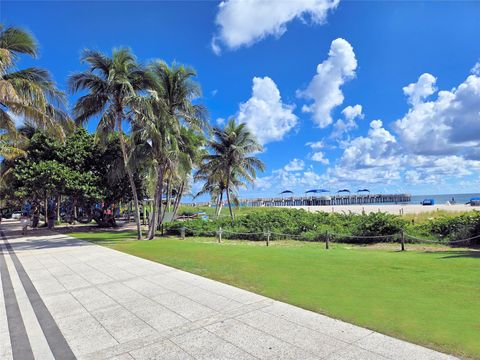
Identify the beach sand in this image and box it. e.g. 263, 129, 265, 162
283, 204, 478, 215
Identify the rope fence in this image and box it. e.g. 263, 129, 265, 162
174, 226, 480, 250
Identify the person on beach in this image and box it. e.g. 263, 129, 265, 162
32, 205, 40, 229
47, 206, 56, 230
20, 211, 29, 235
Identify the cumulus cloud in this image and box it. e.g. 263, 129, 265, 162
211, 0, 339, 54
298, 38, 357, 127
311, 151, 329, 164
306, 140, 326, 149
238, 76, 298, 145
402, 73, 437, 105
331, 104, 364, 138
330, 69, 480, 186
394, 72, 480, 156
471, 62, 480, 75
216, 117, 225, 126
284, 158, 305, 171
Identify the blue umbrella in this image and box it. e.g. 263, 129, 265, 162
279, 190, 294, 194
357, 189, 370, 193
337, 189, 351, 193
305, 189, 329, 194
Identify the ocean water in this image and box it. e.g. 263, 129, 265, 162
410, 193, 480, 205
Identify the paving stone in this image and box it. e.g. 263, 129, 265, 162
206, 318, 317, 359
237, 309, 348, 358
122, 278, 170, 298
91, 305, 158, 343
71, 286, 118, 312
128, 339, 194, 359
55, 309, 118, 356
325, 345, 389, 360
42, 291, 89, 319
124, 298, 190, 332
153, 292, 217, 321
355, 333, 458, 360
261, 301, 373, 343
172, 328, 257, 360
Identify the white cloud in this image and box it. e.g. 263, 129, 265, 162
402, 73, 437, 105
394, 73, 480, 157
298, 38, 357, 127
306, 140, 325, 149
471, 62, 480, 75
238, 76, 298, 145
311, 151, 329, 164
284, 158, 305, 171
331, 104, 364, 138
216, 117, 225, 126
328, 119, 403, 184
212, 0, 339, 53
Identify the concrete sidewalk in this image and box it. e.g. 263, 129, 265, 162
0, 222, 457, 360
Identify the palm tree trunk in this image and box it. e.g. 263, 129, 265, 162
148, 163, 164, 239
117, 119, 142, 240
172, 181, 184, 219
216, 192, 224, 218
225, 177, 234, 221
161, 176, 171, 223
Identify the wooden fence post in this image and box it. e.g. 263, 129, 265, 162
325, 231, 330, 250
401, 230, 405, 251
266, 231, 270, 247
180, 227, 185, 240
218, 227, 222, 243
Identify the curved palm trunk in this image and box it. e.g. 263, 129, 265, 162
148, 163, 164, 240
160, 176, 171, 223
117, 119, 142, 240
172, 180, 184, 219
215, 191, 224, 218
225, 176, 234, 221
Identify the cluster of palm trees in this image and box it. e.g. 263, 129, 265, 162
0, 24, 265, 240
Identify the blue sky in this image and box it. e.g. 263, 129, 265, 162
3, 0, 480, 197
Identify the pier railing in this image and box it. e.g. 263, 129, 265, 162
185, 193, 411, 207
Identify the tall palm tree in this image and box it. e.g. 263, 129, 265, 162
0, 24, 67, 136
69, 48, 152, 239
197, 119, 264, 220
133, 61, 206, 239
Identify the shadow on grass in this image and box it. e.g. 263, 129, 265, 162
438, 251, 480, 259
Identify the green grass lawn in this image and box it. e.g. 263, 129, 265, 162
69, 231, 480, 359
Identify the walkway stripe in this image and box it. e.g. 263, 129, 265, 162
0, 234, 34, 360
0, 229, 76, 360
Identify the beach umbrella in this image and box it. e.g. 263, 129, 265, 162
337, 189, 351, 193
279, 190, 294, 195
305, 189, 329, 194
357, 189, 370, 193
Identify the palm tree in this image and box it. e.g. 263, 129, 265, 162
0, 24, 67, 136
0, 133, 25, 159
197, 119, 264, 220
69, 48, 152, 239
133, 61, 206, 239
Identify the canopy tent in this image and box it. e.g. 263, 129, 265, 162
357, 189, 370, 193
305, 189, 329, 194
337, 189, 351, 193
279, 190, 294, 194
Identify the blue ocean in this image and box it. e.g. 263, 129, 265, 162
410, 193, 480, 205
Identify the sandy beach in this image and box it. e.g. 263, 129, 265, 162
284, 203, 478, 215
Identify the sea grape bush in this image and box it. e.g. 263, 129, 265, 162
166, 208, 409, 242
166, 208, 480, 243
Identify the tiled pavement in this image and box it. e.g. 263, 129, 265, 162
0, 221, 458, 360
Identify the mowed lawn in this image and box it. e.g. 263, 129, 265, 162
70, 231, 480, 359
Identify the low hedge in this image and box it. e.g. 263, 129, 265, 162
165, 208, 411, 243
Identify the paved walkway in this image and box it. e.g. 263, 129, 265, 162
0, 221, 457, 360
